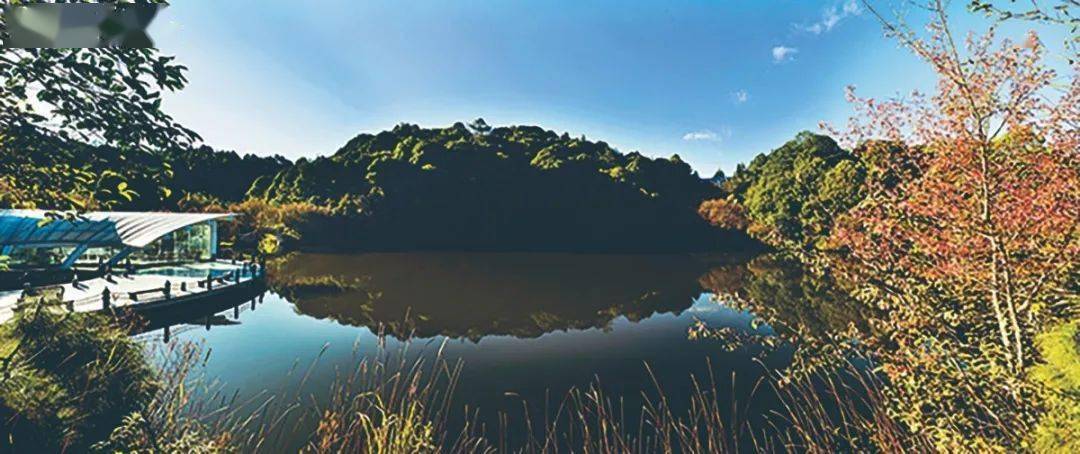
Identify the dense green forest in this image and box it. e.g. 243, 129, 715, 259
2, 120, 763, 254
252, 121, 758, 252
0, 118, 867, 256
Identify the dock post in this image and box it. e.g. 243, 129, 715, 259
234, 305, 239, 319
251, 299, 256, 311
102, 288, 111, 310
206, 271, 214, 291
205, 316, 211, 331
180, 281, 187, 292
163, 281, 171, 300
163, 325, 170, 343
234, 270, 240, 284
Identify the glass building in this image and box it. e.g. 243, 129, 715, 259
0, 210, 233, 269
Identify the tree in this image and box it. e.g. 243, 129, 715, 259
251, 122, 752, 253
968, 0, 1079, 56
826, 1, 1079, 448
0, 48, 198, 153
723, 132, 864, 249
968, 0, 1079, 25
0, 1, 197, 207
697, 197, 749, 230
0, 44, 198, 212
467, 118, 492, 136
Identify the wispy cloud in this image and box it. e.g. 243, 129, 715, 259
771, 46, 798, 62
798, 0, 861, 35
732, 89, 749, 104
682, 130, 720, 141
682, 127, 731, 142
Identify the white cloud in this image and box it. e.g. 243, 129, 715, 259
732, 89, 749, 104
682, 130, 720, 141
842, 0, 861, 15
771, 46, 798, 62
683, 127, 732, 142
798, 0, 861, 35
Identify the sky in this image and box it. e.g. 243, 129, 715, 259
150, 0, 1066, 176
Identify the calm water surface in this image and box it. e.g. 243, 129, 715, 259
140, 252, 855, 449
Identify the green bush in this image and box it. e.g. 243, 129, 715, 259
0, 296, 157, 451
1030, 321, 1080, 452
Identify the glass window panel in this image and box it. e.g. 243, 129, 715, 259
5, 245, 77, 268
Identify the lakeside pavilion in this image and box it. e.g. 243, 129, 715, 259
0, 210, 264, 322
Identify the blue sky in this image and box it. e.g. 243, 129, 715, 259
152, 0, 1063, 176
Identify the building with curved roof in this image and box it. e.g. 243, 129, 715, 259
0, 210, 234, 270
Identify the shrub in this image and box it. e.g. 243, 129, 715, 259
0, 296, 157, 451
1030, 321, 1080, 452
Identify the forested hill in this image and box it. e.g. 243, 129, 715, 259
249, 121, 757, 252
1, 121, 762, 253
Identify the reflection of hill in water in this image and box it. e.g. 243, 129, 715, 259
696, 254, 871, 339
268, 253, 719, 341
267, 253, 867, 343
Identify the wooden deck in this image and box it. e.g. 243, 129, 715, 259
0, 261, 264, 324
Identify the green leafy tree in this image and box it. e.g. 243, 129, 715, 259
0, 48, 198, 156
0, 6, 200, 210
724, 131, 865, 249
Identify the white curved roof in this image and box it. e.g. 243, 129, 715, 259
0, 210, 234, 248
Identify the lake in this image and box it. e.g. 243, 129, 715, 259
139, 252, 864, 451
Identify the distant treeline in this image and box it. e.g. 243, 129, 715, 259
244, 120, 759, 252
0, 125, 290, 211
1, 120, 870, 255
1, 120, 765, 253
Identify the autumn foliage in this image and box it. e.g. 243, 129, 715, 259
822, 3, 1079, 449
697, 197, 749, 230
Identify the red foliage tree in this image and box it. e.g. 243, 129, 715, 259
697, 197, 750, 230
822, 1, 1078, 447
830, 1, 1078, 374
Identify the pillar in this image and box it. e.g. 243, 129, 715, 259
209, 220, 219, 259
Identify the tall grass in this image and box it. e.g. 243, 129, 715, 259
493, 357, 922, 453
157, 334, 490, 453
152, 333, 925, 453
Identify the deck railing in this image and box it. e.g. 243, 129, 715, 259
58, 262, 265, 310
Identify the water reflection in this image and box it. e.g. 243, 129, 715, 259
263, 252, 863, 345
136, 252, 863, 352
698, 254, 870, 340
145, 252, 869, 451
267, 253, 717, 340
